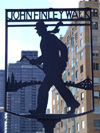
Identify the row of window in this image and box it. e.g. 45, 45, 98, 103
53, 90, 100, 108
91, 9, 98, 17
94, 91, 100, 98
67, 64, 83, 76
94, 119, 100, 128
68, 60, 99, 76
68, 38, 99, 56
76, 92, 84, 101
93, 63, 99, 70
68, 120, 85, 133
76, 66, 83, 78
94, 105, 100, 114
77, 120, 85, 131
94, 77, 99, 85
68, 51, 83, 66
92, 22, 98, 29
68, 42, 82, 54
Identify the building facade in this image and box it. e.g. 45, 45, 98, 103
0, 70, 5, 133
52, 0, 100, 133
5, 51, 45, 133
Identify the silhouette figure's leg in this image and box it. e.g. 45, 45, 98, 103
29, 76, 52, 114
54, 76, 80, 114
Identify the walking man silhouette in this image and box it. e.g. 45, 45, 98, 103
29, 21, 80, 114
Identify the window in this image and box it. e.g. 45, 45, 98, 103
68, 47, 70, 53
72, 28, 74, 34
80, 39, 83, 47
92, 22, 98, 29
76, 70, 78, 78
68, 128, 71, 133
77, 123, 79, 131
76, 58, 78, 66
57, 124, 60, 130
76, 88, 79, 92
81, 106, 84, 113
67, 36, 70, 42
76, 45, 78, 53
91, 9, 98, 17
94, 91, 100, 98
80, 26, 83, 34
57, 94, 59, 101
63, 70, 66, 82
75, 32, 78, 40
80, 65, 83, 73
71, 51, 74, 59
92, 36, 98, 44
53, 90, 55, 96
76, 109, 79, 120
81, 120, 85, 129
81, 92, 84, 100
80, 51, 83, 60
61, 121, 63, 128
76, 96, 79, 101
94, 120, 100, 128
94, 77, 99, 85
61, 100, 63, 107
53, 99, 55, 105
93, 50, 99, 57
68, 69, 70, 76
61, 111, 63, 114
76, 109, 79, 114
93, 63, 99, 70
68, 58, 70, 66
68, 118, 70, 122
71, 87, 75, 96
57, 104, 59, 111
94, 105, 100, 114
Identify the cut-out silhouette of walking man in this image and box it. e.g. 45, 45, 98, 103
29, 21, 80, 114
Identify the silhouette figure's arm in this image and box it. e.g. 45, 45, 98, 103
30, 55, 43, 65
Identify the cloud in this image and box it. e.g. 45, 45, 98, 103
48, 0, 80, 8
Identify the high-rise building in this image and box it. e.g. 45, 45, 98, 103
5, 51, 45, 133
0, 70, 5, 133
0, 70, 5, 107
52, 0, 100, 133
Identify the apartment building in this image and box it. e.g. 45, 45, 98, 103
52, 0, 100, 133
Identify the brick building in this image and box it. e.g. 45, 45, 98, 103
52, 0, 100, 133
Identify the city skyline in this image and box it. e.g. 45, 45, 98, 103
5, 50, 45, 133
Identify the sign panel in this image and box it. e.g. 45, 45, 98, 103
5, 8, 94, 119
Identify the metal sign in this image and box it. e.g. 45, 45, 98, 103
7, 8, 90, 22
5, 8, 94, 133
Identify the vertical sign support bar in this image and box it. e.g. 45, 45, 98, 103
5, 10, 8, 111
90, 8, 94, 111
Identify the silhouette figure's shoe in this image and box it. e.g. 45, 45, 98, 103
67, 101, 80, 114
29, 110, 38, 114
29, 109, 45, 114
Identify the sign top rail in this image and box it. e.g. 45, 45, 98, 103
6, 8, 91, 23
6, 7, 91, 11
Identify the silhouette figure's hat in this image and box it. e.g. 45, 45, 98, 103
35, 21, 48, 30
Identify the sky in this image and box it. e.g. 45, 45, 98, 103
0, 0, 81, 69
0, 0, 80, 112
